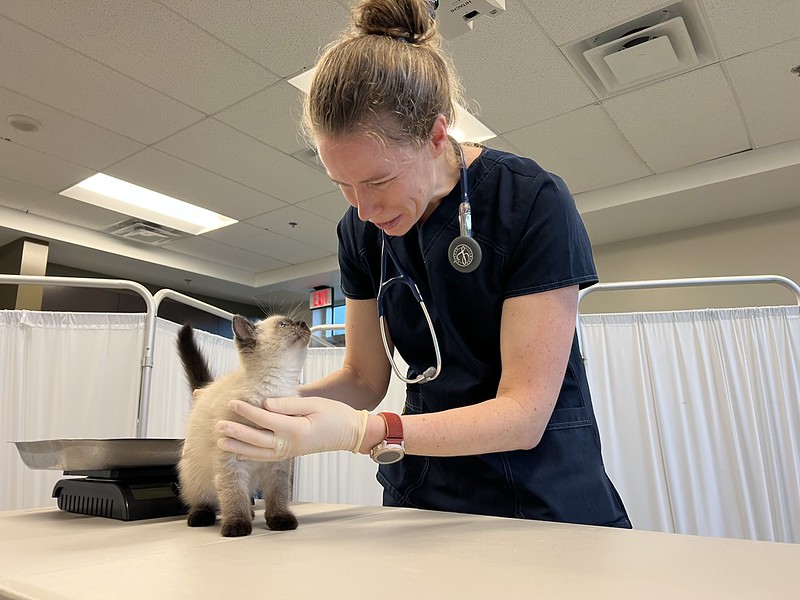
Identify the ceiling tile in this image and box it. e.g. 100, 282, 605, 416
295, 189, 351, 224
203, 222, 332, 264
215, 82, 308, 154
484, 136, 522, 156
246, 205, 339, 251
0, 176, 52, 210
602, 65, 750, 172
504, 105, 652, 194
106, 148, 286, 221
0, 16, 203, 144
0, 142, 93, 192
521, 0, 667, 46
701, 0, 800, 59
167, 234, 289, 274
444, 1, 596, 133
724, 37, 800, 148
154, 118, 336, 202
160, 0, 350, 77
0, 86, 144, 170
26, 194, 130, 231
0, 1, 276, 114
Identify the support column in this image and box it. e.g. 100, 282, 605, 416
0, 238, 50, 310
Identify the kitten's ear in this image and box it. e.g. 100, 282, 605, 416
232, 315, 257, 350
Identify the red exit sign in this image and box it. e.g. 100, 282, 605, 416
309, 286, 333, 309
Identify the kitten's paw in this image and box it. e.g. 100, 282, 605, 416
187, 508, 217, 527
266, 512, 298, 531
221, 517, 252, 537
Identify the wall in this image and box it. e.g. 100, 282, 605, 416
582, 206, 800, 314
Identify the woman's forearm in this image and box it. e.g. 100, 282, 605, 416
356, 393, 551, 457
299, 364, 387, 411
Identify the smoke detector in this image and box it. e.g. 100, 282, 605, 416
106, 219, 186, 245
561, 0, 717, 98
7, 114, 42, 133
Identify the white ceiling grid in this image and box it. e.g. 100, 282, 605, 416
0, 0, 797, 305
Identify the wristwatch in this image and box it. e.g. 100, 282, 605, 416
370, 412, 405, 464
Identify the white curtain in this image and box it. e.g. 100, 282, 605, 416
293, 347, 406, 506
147, 320, 238, 438
1, 311, 144, 510
0, 312, 237, 511
581, 306, 800, 543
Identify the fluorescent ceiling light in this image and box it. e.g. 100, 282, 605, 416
288, 68, 496, 144
60, 173, 237, 235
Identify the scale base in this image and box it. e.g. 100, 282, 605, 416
53, 466, 187, 521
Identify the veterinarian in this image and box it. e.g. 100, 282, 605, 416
217, 0, 630, 528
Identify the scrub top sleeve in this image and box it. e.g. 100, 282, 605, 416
504, 173, 598, 298
337, 213, 377, 300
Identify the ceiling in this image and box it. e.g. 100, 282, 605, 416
1, 0, 799, 308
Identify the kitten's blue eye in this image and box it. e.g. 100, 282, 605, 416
278, 321, 289, 328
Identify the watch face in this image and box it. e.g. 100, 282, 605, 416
373, 445, 404, 464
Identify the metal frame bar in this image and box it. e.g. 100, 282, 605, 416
576, 274, 800, 359
309, 324, 345, 347
1, 276, 239, 437
0, 275, 155, 436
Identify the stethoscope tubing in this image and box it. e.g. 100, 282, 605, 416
377, 236, 443, 384
375, 136, 478, 384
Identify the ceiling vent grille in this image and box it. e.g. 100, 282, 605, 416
106, 219, 187, 246
561, 0, 717, 99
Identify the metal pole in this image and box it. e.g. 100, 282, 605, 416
0, 275, 155, 437
576, 274, 800, 361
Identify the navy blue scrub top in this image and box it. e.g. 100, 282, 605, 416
337, 147, 631, 527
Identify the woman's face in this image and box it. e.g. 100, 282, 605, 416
316, 133, 440, 237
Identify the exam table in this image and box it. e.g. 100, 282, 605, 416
1, 502, 798, 599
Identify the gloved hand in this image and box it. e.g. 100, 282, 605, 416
216, 396, 369, 462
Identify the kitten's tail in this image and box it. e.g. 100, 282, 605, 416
177, 323, 213, 392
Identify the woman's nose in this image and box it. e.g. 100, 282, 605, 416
354, 189, 380, 222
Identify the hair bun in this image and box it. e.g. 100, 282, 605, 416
353, 0, 437, 44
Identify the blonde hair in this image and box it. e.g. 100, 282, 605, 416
302, 0, 463, 149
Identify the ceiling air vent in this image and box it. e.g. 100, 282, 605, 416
561, 0, 717, 98
106, 219, 187, 246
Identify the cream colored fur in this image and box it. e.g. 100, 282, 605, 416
177, 315, 310, 537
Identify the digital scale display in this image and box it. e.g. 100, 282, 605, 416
129, 484, 177, 501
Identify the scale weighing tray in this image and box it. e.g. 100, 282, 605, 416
14, 438, 188, 521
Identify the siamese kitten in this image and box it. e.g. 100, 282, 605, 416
177, 315, 310, 537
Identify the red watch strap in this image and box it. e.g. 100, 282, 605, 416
378, 412, 403, 445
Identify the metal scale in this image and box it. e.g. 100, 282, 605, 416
15, 438, 187, 521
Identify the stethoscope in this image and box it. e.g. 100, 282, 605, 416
377, 137, 481, 384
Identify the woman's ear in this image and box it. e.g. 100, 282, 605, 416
428, 114, 450, 158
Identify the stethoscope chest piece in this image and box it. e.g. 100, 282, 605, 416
448, 136, 481, 274
448, 235, 481, 273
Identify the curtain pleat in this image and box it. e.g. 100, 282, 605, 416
1, 311, 144, 509
0, 312, 238, 510
147, 320, 237, 438
581, 306, 800, 542
292, 347, 406, 506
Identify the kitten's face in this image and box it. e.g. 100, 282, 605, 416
232, 315, 310, 372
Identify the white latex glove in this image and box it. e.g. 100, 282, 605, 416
216, 397, 369, 462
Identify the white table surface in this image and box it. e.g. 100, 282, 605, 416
1, 502, 798, 599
